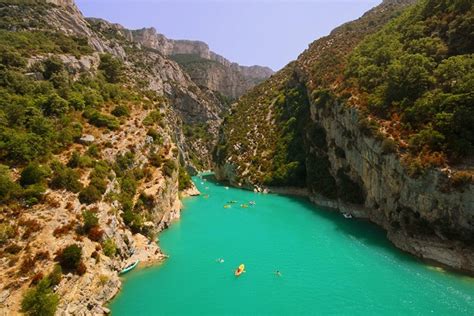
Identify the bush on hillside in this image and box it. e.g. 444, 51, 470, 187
56, 244, 82, 271
21, 278, 59, 316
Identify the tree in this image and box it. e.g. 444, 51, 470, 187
99, 54, 123, 83
20, 162, 49, 187
82, 210, 99, 233
21, 278, 59, 316
78, 185, 102, 205
57, 244, 82, 271
0, 166, 21, 202
49, 162, 83, 193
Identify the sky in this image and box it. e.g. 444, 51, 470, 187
76, 0, 381, 71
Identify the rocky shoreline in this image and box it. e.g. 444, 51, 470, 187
58, 183, 201, 315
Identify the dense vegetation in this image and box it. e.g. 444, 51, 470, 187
347, 0, 474, 163
0, 23, 142, 205
170, 53, 225, 74
262, 81, 309, 186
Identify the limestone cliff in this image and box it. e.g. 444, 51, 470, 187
131, 27, 274, 99
215, 0, 474, 274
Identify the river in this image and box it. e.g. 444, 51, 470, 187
110, 174, 474, 315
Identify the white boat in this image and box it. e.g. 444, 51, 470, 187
119, 260, 139, 274
343, 213, 352, 219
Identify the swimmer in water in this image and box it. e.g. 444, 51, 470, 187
275, 270, 282, 276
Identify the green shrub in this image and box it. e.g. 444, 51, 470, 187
178, 167, 192, 190
120, 174, 137, 197
68, 92, 85, 110
111, 104, 130, 117
42, 57, 64, 80
85, 110, 119, 130
21, 183, 46, 206
0, 166, 21, 202
99, 54, 123, 83
0, 223, 15, 244
147, 128, 163, 144
149, 152, 163, 167
143, 110, 163, 126
21, 278, 59, 316
82, 210, 99, 233
67, 151, 93, 169
102, 238, 117, 257
121, 209, 143, 233
358, 118, 380, 137
89, 176, 107, 194
408, 128, 445, 153
0, 45, 26, 68
20, 163, 49, 187
48, 265, 62, 287
86, 144, 100, 158
163, 159, 177, 177
78, 185, 102, 205
114, 151, 135, 176
57, 244, 82, 271
49, 162, 83, 193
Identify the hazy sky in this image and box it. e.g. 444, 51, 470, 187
76, 0, 381, 70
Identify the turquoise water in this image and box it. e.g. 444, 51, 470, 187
111, 175, 474, 315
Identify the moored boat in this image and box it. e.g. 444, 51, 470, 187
120, 260, 139, 275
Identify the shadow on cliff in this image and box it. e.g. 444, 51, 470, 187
286, 196, 422, 265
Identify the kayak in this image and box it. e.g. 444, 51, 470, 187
223, 204, 231, 208
235, 264, 245, 277
119, 260, 139, 275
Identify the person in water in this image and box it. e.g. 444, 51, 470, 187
275, 270, 282, 276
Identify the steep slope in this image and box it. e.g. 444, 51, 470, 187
215, 0, 474, 273
0, 0, 219, 314
131, 27, 274, 99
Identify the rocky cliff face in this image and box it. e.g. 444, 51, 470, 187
131, 27, 274, 99
0, 0, 218, 314
215, 0, 474, 274
307, 97, 474, 273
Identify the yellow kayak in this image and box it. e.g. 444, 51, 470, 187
235, 264, 245, 276
224, 204, 231, 208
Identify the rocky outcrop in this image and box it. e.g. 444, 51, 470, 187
307, 98, 474, 273
130, 27, 274, 99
